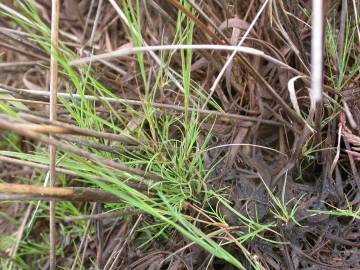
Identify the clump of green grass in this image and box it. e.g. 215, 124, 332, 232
325, 13, 359, 92
0, 1, 269, 269
261, 174, 304, 227
309, 196, 360, 221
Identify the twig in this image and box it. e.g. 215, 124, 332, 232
49, 1, 60, 269
0, 116, 162, 181
0, 155, 82, 177
19, 112, 137, 144
0, 96, 50, 105
3, 123, 73, 134
71, 203, 96, 270
8, 204, 33, 270
55, 134, 136, 153
64, 210, 139, 222
81, 0, 96, 43
0, 60, 45, 71
79, 203, 97, 270
0, 84, 283, 125
0, 155, 149, 190
88, 0, 103, 46
104, 214, 142, 270
0, 41, 48, 61
338, 0, 348, 71
0, 183, 122, 203
69, 44, 296, 72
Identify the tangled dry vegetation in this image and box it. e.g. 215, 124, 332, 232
0, 0, 359, 269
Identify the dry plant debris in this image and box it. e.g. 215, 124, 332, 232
0, 0, 359, 269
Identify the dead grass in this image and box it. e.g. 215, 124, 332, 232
0, 0, 359, 269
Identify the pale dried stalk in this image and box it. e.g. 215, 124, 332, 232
49, 1, 60, 269
0, 183, 122, 203
69, 44, 296, 72
310, 0, 324, 106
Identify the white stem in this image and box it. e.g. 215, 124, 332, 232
311, 0, 324, 103
203, 0, 270, 109
70, 44, 296, 73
